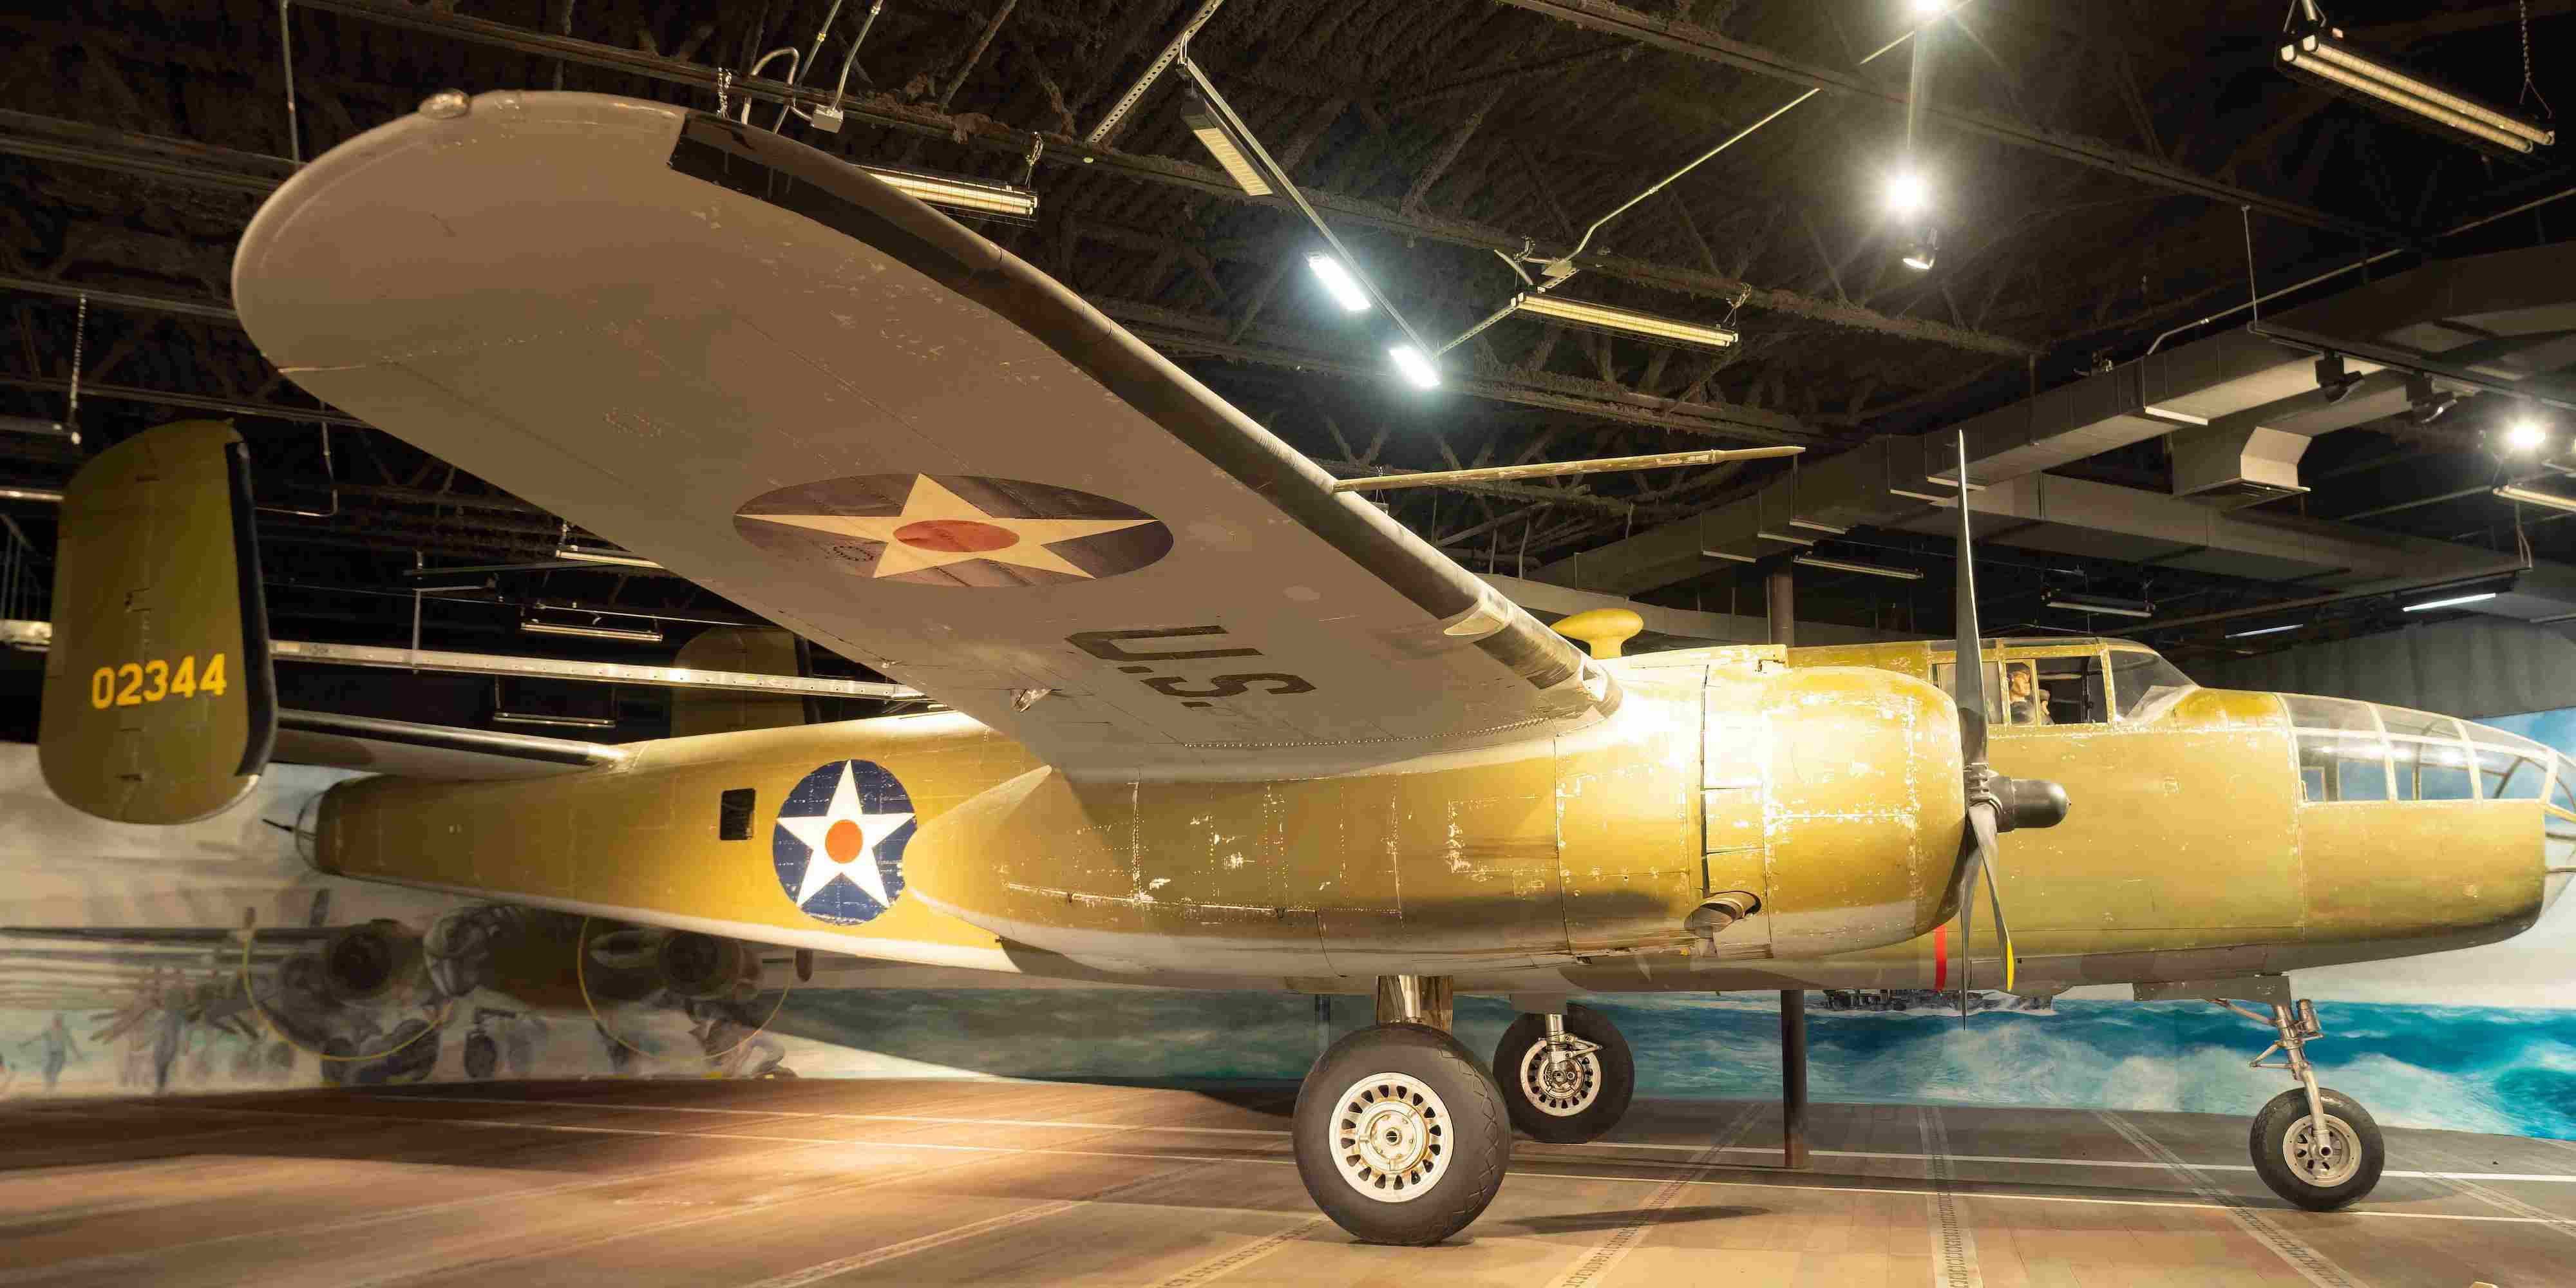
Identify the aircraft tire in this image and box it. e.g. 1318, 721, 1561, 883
1492, 1004, 1635, 1143
1293, 1022, 1509, 1245
2249, 1086, 2383, 1210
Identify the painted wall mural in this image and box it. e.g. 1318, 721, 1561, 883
4, 710, 2574, 1140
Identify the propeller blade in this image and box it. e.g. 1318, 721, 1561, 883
1974, 804, 2014, 994
1949, 429, 1987, 767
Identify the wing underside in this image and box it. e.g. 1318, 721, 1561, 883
234, 93, 1611, 776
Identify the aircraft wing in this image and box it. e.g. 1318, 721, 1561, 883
233, 92, 1611, 776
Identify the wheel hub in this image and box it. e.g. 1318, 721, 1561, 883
1331, 1072, 1452, 1203
1518, 1041, 1602, 1117
2283, 1113, 2362, 1187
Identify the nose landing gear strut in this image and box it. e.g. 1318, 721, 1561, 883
2217, 991, 2386, 1209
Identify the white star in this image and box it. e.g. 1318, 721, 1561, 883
774, 762, 914, 911
744, 475, 1153, 580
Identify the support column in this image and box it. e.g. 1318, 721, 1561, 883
1765, 562, 1810, 1170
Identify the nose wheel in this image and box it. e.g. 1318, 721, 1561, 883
2215, 993, 2385, 1209
1492, 1003, 1635, 1142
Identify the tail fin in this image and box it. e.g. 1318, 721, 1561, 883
39, 421, 276, 823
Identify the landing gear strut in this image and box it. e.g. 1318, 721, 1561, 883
1492, 1002, 1635, 1142
2220, 996, 2385, 1209
1291, 975, 1510, 1245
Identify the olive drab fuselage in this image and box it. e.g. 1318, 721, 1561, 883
311, 638, 2564, 996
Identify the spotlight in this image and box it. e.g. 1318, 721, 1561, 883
1307, 254, 1374, 314
1887, 170, 1929, 217
2505, 418, 2548, 453
1900, 226, 1938, 272
1389, 345, 1440, 390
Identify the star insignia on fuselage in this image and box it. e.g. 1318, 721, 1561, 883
772, 760, 916, 925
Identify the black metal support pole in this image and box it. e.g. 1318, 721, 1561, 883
1765, 562, 1810, 1170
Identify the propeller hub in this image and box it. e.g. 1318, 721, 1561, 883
1992, 776, 2070, 832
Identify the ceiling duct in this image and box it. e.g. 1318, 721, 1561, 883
2170, 425, 2313, 508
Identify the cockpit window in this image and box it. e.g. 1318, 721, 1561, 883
2108, 649, 2193, 721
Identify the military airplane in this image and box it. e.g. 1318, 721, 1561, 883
28, 90, 2570, 1244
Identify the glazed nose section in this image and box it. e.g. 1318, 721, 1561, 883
2548, 753, 2576, 911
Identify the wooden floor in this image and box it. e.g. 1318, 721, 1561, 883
3, 1079, 2571, 1287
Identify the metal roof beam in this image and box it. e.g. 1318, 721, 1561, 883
1491, 0, 2413, 247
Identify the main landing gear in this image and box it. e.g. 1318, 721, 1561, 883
1292, 976, 1510, 1245
2216, 991, 2385, 1209
1491, 1001, 1636, 1143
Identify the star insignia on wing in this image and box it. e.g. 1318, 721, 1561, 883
746, 475, 1153, 580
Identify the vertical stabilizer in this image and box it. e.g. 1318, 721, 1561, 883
39, 421, 276, 823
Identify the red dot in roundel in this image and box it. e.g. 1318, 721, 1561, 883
825, 819, 866, 864
893, 519, 1019, 553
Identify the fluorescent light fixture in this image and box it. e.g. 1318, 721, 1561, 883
2280, 30, 2554, 156
858, 165, 1039, 220
2403, 592, 2497, 612
1308, 254, 1373, 313
493, 710, 618, 729
1389, 345, 1439, 389
520, 617, 665, 643
1794, 554, 1922, 581
2505, 419, 2548, 453
1181, 97, 1273, 195
0, 415, 73, 440
2046, 592, 2154, 619
1510, 292, 1738, 350
2227, 622, 2307, 638
1700, 549, 1757, 564
1756, 529, 1816, 545
2141, 404, 2209, 426
1888, 171, 1928, 217
1788, 518, 1850, 534
2496, 484, 2576, 513
555, 544, 663, 569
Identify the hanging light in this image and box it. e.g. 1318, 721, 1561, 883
1509, 293, 1737, 349
1180, 93, 1273, 195
1308, 254, 1374, 313
1887, 170, 1929, 217
2505, 417, 2549, 453
1388, 345, 1440, 389
858, 165, 1039, 220
2278, 27, 2554, 156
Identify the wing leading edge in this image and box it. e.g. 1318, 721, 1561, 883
234, 92, 1611, 776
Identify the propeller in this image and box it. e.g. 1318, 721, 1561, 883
1946, 430, 2070, 1025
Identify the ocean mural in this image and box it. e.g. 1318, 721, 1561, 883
5, 705, 2576, 1141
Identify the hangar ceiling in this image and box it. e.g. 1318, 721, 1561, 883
3, 0, 2574, 726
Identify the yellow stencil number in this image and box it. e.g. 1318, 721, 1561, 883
86, 652, 230, 710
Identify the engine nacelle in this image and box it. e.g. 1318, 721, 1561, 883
320, 918, 427, 1003
652, 930, 763, 1003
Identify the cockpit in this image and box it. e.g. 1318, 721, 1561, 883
1929, 639, 2197, 728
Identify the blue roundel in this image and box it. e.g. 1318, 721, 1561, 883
770, 759, 916, 925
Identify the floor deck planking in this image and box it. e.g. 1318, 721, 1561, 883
1, 1079, 2567, 1287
